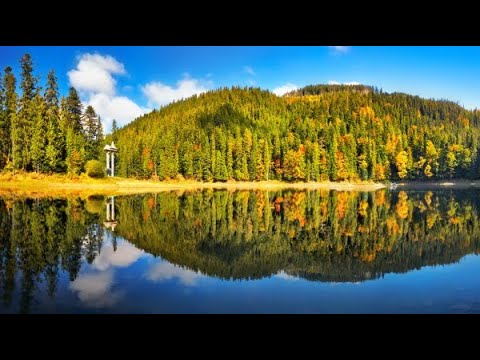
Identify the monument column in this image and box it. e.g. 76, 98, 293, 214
106, 151, 110, 175
112, 152, 115, 177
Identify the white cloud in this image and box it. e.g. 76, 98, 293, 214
328, 46, 351, 54
142, 76, 211, 108
146, 261, 204, 286
70, 270, 123, 308
272, 83, 298, 96
68, 53, 146, 132
68, 53, 125, 96
244, 66, 256, 76
92, 239, 143, 272
328, 80, 362, 86
88, 93, 149, 136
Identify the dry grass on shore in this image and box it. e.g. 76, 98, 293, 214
0, 172, 385, 196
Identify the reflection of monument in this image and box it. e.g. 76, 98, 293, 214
103, 142, 117, 177
103, 196, 118, 232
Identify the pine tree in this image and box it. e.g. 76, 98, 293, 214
226, 138, 233, 179
83, 105, 102, 161
328, 129, 338, 180
64, 88, 85, 174
263, 139, 270, 180
96, 116, 104, 157
14, 54, 38, 171
111, 119, 118, 142
312, 142, 320, 181
65, 87, 83, 132
2, 67, 16, 169
0, 80, 5, 168
65, 128, 85, 175
249, 133, 259, 180
30, 92, 47, 172
210, 133, 216, 177
202, 135, 212, 181
44, 70, 63, 172
214, 150, 228, 181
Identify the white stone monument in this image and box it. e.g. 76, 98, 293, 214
103, 142, 118, 177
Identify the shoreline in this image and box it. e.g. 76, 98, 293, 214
3, 174, 480, 197
0, 174, 385, 196
397, 180, 480, 189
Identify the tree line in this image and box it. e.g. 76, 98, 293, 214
111, 84, 480, 181
0, 54, 104, 174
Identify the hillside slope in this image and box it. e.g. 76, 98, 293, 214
111, 85, 480, 181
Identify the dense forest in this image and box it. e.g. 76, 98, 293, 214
2, 53, 480, 182
2, 188, 480, 312
112, 84, 480, 181
0, 54, 104, 174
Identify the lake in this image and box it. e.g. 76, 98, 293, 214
1, 188, 480, 313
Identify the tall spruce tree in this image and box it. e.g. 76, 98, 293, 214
111, 119, 118, 142
30, 91, 47, 172
83, 105, 103, 161
44, 70, 64, 172
64, 87, 85, 174
65, 87, 83, 132
0, 75, 6, 168
2, 67, 16, 171
14, 54, 38, 170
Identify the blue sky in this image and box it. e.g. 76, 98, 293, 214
0, 46, 479, 132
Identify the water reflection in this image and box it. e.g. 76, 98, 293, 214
0, 189, 480, 313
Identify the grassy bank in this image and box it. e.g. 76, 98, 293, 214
0, 173, 385, 196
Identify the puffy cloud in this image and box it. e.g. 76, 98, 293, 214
68, 53, 146, 132
142, 76, 210, 108
328, 80, 362, 86
70, 270, 123, 308
88, 93, 149, 135
272, 83, 298, 96
146, 261, 204, 286
244, 66, 256, 76
328, 46, 351, 54
68, 53, 125, 96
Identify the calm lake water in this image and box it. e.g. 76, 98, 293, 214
1, 188, 480, 313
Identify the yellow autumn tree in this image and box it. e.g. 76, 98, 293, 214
395, 150, 409, 179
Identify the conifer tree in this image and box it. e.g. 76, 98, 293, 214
2, 67, 17, 167
30, 92, 47, 172
14, 54, 38, 170
65, 87, 83, 132
44, 70, 63, 172
83, 105, 102, 161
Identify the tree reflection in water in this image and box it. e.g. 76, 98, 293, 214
1, 189, 480, 313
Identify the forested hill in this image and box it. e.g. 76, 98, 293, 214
111, 85, 480, 181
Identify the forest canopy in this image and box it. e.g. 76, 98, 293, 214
110, 84, 480, 181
